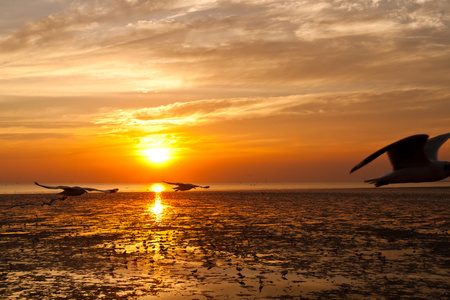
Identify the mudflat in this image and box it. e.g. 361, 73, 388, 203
1, 188, 449, 299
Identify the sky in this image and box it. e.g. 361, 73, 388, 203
0, 0, 449, 184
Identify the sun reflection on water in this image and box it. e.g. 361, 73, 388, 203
152, 194, 163, 215
147, 183, 166, 221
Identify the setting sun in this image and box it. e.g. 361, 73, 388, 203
149, 183, 165, 193
143, 148, 171, 164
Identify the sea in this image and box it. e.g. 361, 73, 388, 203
0, 183, 449, 299
1, 181, 450, 194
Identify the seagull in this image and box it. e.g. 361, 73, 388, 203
163, 181, 210, 191
35, 182, 119, 200
6, 203, 36, 210
41, 198, 59, 206
350, 133, 450, 187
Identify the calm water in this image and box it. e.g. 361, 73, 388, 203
1, 181, 450, 194
0, 188, 449, 299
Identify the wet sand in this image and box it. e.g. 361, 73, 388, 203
0, 188, 449, 299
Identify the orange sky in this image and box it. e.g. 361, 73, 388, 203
0, 0, 449, 184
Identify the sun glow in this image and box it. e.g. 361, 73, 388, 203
150, 183, 165, 193
143, 148, 171, 164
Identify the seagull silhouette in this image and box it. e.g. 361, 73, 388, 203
350, 133, 450, 187
6, 203, 36, 210
163, 181, 210, 191
41, 198, 59, 206
35, 182, 119, 200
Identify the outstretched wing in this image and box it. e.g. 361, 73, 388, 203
189, 184, 209, 188
163, 181, 184, 186
350, 134, 430, 173
82, 187, 119, 193
424, 133, 450, 161
350, 145, 391, 174
386, 134, 430, 170
35, 182, 70, 190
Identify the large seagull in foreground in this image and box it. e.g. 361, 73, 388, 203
350, 133, 450, 187
163, 181, 210, 191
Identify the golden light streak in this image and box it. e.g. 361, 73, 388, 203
147, 185, 165, 219
152, 197, 163, 215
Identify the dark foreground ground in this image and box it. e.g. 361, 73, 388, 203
0, 188, 449, 299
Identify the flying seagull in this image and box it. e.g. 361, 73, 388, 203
41, 198, 60, 206
163, 181, 210, 191
350, 133, 450, 187
35, 182, 119, 200
6, 203, 36, 210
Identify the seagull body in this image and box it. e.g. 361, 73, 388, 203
35, 182, 118, 200
350, 133, 450, 187
163, 181, 210, 191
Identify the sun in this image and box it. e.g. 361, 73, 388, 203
143, 148, 171, 164
149, 183, 165, 193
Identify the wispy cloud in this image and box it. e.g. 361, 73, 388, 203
94, 95, 308, 130
1, 0, 449, 96
94, 88, 450, 152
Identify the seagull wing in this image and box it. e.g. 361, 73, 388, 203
387, 134, 430, 170
423, 133, 450, 161
82, 187, 119, 193
350, 134, 430, 173
34, 182, 71, 190
350, 145, 392, 173
163, 181, 184, 186
190, 184, 209, 189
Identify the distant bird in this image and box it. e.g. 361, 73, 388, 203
41, 198, 58, 206
163, 181, 210, 191
35, 182, 119, 200
350, 133, 450, 187
6, 203, 35, 210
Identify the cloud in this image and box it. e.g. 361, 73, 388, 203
1, 0, 449, 148
94, 88, 450, 145
94, 95, 303, 130
2, 0, 448, 87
